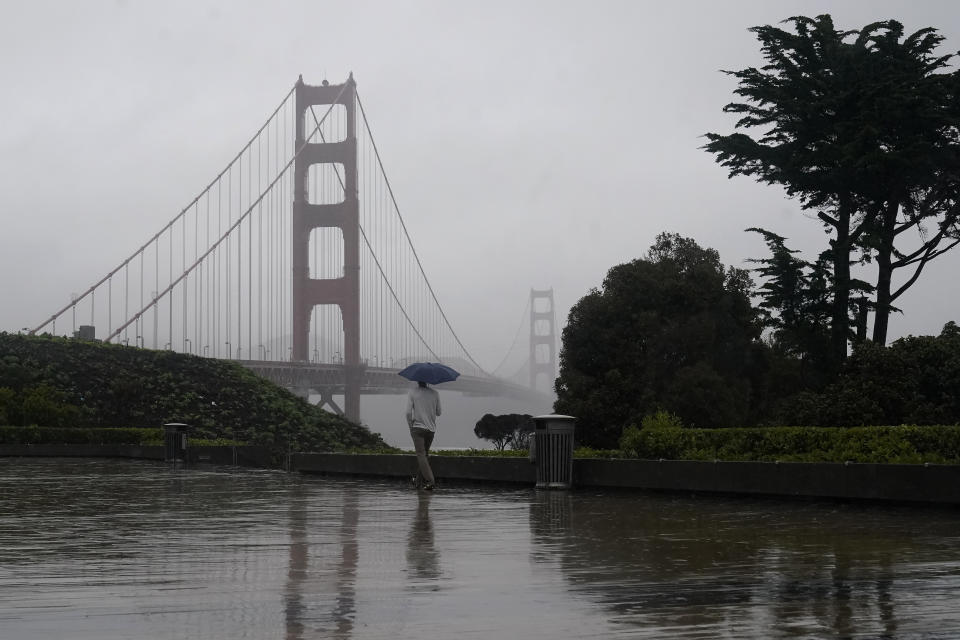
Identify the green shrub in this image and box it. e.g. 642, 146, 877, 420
189, 438, 248, 447
640, 409, 684, 430
617, 424, 960, 464
572, 447, 623, 459
432, 448, 528, 457
19, 384, 85, 428
0, 387, 15, 424
0, 425, 161, 445
342, 446, 619, 459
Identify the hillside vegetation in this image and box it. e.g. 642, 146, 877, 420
0, 333, 387, 452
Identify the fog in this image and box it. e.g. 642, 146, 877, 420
320, 391, 549, 450
3, 1, 960, 444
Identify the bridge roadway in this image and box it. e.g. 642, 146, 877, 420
242, 360, 552, 415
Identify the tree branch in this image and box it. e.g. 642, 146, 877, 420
817, 211, 839, 227
890, 236, 959, 301
898, 237, 960, 268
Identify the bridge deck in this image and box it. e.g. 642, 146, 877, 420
242, 360, 551, 404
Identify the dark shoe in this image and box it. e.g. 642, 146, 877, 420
422, 483, 434, 491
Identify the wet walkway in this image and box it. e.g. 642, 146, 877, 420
2, 458, 960, 638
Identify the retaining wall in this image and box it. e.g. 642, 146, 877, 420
294, 453, 960, 505
292, 453, 534, 484
5, 445, 960, 504
573, 458, 960, 504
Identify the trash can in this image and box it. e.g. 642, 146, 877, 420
163, 423, 190, 462
532, 414, 576, 489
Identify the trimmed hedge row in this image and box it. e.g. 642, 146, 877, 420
0, 425, 162, 445
345, 447, 625, 459
619, 425, 960, 464
337, 448, 529, 457
0, 425, 248, 447
15, 424, 957, 465
431, 449, 529, 458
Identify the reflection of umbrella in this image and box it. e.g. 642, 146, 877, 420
398, 362, 460, 385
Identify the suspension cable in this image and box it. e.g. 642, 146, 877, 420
105, 85, 349, 343
492, 294, 531, 376
306, 104, 441, 361
355, 91, 490, 376
30, 82, 298, 335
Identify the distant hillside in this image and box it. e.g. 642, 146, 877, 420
0, 333, 387, 452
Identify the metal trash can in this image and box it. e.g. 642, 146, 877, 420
163, 423, 190, 462
533, 414, 576, 489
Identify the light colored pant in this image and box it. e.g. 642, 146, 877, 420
409, 426, 435, 486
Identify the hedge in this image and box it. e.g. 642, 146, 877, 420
0, 426, 246, 447
619, 424, 960, 464
0, 425, 162, 445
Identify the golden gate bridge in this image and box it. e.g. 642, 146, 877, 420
29, 75, 555, 423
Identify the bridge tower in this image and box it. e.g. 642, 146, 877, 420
292, 75, 361, 422
529, 288, 557, 391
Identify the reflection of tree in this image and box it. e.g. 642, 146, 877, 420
530, 490, 755, 631
876, 555, 897, 639
406, 492, 441, 583
765, 538, 898, 638
529, 492, 945, 636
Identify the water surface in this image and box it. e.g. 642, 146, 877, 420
1, 458, 959, 638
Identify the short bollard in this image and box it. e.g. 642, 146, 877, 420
532, 414, 576, 489
163, 423, 190, 462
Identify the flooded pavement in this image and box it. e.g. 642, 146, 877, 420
2, 459, 960, 639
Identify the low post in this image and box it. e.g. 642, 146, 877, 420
533, 414, 576, 489
163, 423, 190, 462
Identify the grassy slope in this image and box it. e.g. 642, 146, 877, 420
0, 333, 388, 452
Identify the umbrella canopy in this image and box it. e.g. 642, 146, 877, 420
398, 362, 460, 385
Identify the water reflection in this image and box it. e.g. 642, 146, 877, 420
3, 459, 960, 639
333, 489, 359, 638
530, 490, 960, 637
284, 485, 307, 640
406, 492, 441, 583
283, 484, 358, 640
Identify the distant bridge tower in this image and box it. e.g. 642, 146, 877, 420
292, 74, 361, 422
529, 288, 557, 391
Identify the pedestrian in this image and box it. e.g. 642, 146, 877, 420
406, 381, 441, 490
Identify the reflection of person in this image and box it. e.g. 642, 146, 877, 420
406, 492, 441, 581
406, 381, 441, 490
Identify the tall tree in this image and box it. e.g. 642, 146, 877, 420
746, 228, 833, 382
705, 15, 960, 356
746, 227, 877, 398
848, 22, 960, 344
705, 15, 871, 365
554, 233, 762, 448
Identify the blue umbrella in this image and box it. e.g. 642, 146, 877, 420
398, 362, 460, 385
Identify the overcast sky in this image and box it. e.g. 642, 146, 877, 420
4, 0, 960, 375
